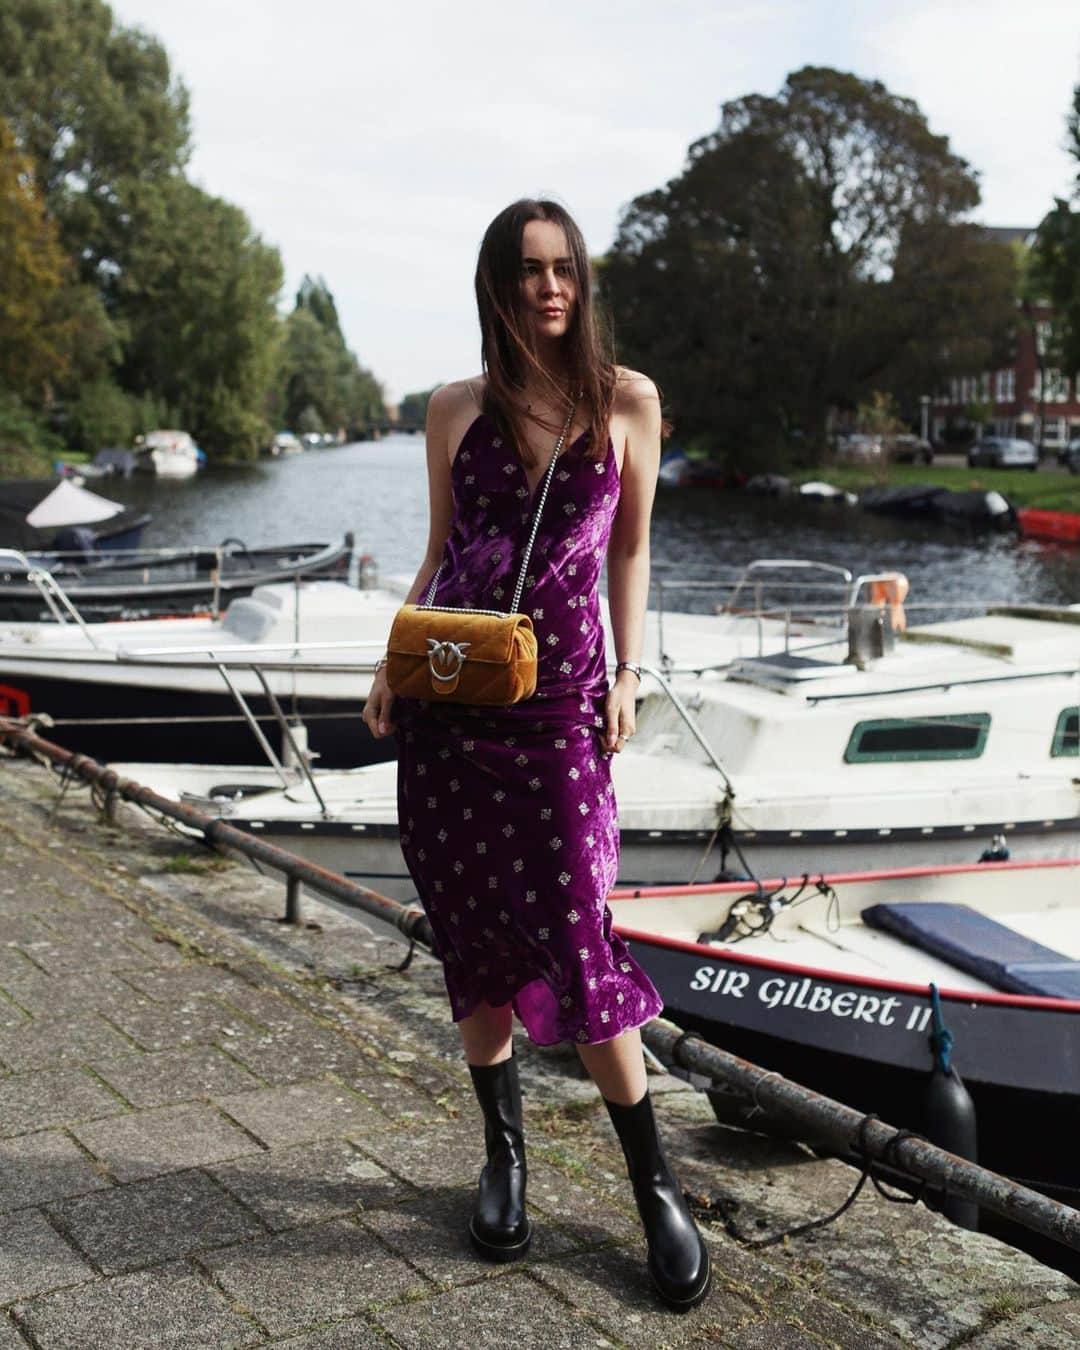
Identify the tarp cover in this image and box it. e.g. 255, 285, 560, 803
25, 479, 123, 528
862, 901, 1080, 1000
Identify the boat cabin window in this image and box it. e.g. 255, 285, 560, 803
844, 714, 991, 763
1052, 707, 1079, 757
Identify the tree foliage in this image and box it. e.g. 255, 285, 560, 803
279, 276, 384, 434
603, 67, 1017, 463
398, 387, 438, 425
1032, 84, 1080, 374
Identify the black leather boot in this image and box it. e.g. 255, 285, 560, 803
468, 1055, 531, 1262
605, 1091, 711, 1311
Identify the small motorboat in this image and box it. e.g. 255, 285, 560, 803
0, 536, 357, 622
135, 430, 200, 478
608, 858, 1080, 1198
0, 577, 403, 767
1017, 508, 1080, 545
0, 480, 150, 555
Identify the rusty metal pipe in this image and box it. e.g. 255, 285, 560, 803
0, 718, 433, 949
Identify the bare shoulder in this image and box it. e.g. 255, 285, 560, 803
613, 366, 660, 417
613, 367, 661, 440
429, 375, 485, 422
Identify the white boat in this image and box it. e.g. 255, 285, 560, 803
136, 430, 200, 478
0, 578, 401, 768
111, 601, 1080, 894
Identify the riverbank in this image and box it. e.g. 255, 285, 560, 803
793, 461, 1080, 511
0, 751, 1076, 1347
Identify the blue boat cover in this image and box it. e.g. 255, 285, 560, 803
861, 902, 1080, 1000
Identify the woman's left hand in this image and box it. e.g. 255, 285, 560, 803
603, 671, 638, 754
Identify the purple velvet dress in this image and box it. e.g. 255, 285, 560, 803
395, 413, 663, 1045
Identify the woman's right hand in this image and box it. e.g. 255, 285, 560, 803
363, 666, 396, 738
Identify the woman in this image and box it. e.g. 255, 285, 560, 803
363, 199, 710, 1311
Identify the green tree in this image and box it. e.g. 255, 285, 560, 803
0, 0, 191, 285
280, 276, 384, 433
398, 386, 439, 425
1033, 84, 1080, 374
0, 116, 78, 399
114, 178, 284, 460
603, 67, 1016, 463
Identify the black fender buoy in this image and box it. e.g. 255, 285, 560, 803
922, 983, 979, 1230
922, 1064, 979, 1230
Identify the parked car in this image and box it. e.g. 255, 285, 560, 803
888, 434, 934, 464
1062, 438, 1080, 475
967, 436, 1038, 470
834, 433, 883, 462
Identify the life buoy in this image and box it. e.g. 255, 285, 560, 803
869, 572, 909, 632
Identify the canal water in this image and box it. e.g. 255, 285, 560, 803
98, 434, 1080, 610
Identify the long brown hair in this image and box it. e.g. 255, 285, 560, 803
475, 199, 616, 465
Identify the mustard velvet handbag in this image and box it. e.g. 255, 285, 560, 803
386, 406, 574, 705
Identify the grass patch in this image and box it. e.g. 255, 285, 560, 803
159, 851, 231, 875
793, 461, 1080, 511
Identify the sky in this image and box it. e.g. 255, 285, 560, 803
112, 0, 1080, 403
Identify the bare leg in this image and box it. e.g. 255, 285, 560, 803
576, 1026, 648, 1105
458, 1001, 514, 1066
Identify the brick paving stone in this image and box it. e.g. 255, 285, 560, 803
49, 1168, 264, 1275
0, 968, 143, 1021
215, 1080, 388, 1150
0, 949, 42, 987
71, 1102, 259, 1182
210, 1139, 404, 1232
224, 1025, 380, 1087
0, 916, 56, 947
199, 1217, 431, 1336
352, 1119, 481, 1190
12, 1260, 257, 1349
0, 1013, 134, 1073
271, 1320, 387, 1348
0, 1131, 111, 1210
103, 996, 255, 1053
0, 1210, 95, 1304
526, 1159, 642, 1246
11, 933, 151, 976
375, 1278, 614, 1349
121, 964, 253, 1004
91, 1045, 259, 1108
0, 1067, 122, 1137
780, 1292, 905, 1349
357, 1187, 575, 1287
528, 1245, 758, 1347
725, 1318, 832, 1348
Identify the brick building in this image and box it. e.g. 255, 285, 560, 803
929, 227, 1080, 453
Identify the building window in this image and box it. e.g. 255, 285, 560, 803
1040, 416, 1066, 446
1036, 320, 1052, 357
994, 369, 1016, 401
1044, 368, 1070, 403
844, 714, 991, 763
979, 372, 990, 401
1052, 708, 1079, 758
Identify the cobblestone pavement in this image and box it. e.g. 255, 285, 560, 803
0, 755, 1076, 1348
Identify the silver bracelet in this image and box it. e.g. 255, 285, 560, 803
615, 661, 642, 682
374, 655, 388, 674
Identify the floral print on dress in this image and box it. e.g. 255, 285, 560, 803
395, 413, 663, 1046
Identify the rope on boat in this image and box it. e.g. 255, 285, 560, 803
928, 983, 954, 1074
3, 714, 1080, 1259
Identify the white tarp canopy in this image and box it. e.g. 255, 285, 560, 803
25, 480, 125, 528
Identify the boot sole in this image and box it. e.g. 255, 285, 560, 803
649, 1256, 712, 1312
469, 1216, 533, 1264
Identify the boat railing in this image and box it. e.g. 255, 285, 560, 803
116, 640, 388, 817
0, 549, 102, 648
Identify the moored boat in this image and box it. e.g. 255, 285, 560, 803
1017, 508, 1080, 544
608, 859, 1080, 1198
